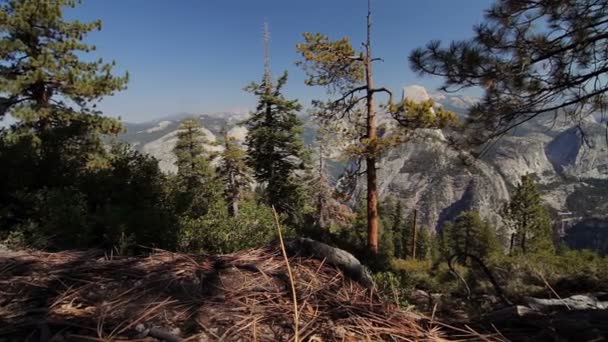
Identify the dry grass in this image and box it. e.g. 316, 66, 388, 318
0, 245, 504, 341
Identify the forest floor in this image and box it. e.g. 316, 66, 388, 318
0, 244, 505, 341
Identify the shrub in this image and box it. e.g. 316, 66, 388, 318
178, 199, 285, 254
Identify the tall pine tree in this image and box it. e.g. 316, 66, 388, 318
217, 129, 252, 217
296, 1, 388, 255
245, 24, 308, 221
0, 0, 128, 176
503, 174, 554, 255
442, 210, 501, 261
0, 0, 128, 244
296, 0, 457, 254
391, 200, 405, 259
409, 0, 608, 143
172, 118, 219, 218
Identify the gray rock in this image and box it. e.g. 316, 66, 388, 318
525, 294, 608, 311
284, 237, 374, 288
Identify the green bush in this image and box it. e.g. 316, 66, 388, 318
178, 198, 286, 254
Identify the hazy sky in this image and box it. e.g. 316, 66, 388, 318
66, 0, 493, 123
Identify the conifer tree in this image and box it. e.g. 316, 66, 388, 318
397, 210, 435, 260
296, 0, 457, 254
308, 126, 355, 234
415, 226, 433, 261
503, 174, 554, 255
310, 141, 334, 231
0, 0, 130, 244
296, 1, 388, 255
245, 24, 308, 220
391, 200, 405, 259
173, 118, 214, 185
172, 118, 219, 217
0, 0, 128, 171
379, 220, 395, 260
217, 129, 252, 217
442, 210, 500, 261
409, 0, 608, 142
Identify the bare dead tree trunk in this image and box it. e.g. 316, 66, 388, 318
364, 0, 379, 255
509, 232, 516, 256
223, 130, 239, 217
317, 144, 327, 230
229, 172, 239, 217
411, 209, 418, 259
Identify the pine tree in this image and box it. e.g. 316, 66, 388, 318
172, 118, 219, 217
310, 132, 333, 231
0, 0, 129, 244
173, 118, 214, 185
400, 210, 421, 259
217, 129, 252, 217
409, 0, 608, 142
503, 174, 554, 255
0, 0, 127, 172
296, 0, 457, 254
415, 226, 433, 261
442, 210, 500, 261
245, 24, 308, 221
296, 1, 388, 255
309, 127, 355, 234
391, 200, 405, 259
379, 220, 394, 260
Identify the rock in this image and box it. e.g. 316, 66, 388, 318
408, 289, 433, 308
284, 238, 374, 288
485, 305, 543, 323
0, 243, 11, 254
362, 129, 510, 231
118, 86, 608, 246
141, 126, 219, 174
359, 113, 608, 234
524, 294, 608, 311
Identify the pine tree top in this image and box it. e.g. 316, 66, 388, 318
0, 0, 128, 127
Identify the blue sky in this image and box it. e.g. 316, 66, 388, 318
67, 0, 493, 123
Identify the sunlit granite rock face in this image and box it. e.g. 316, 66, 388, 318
119, 86, 608, 232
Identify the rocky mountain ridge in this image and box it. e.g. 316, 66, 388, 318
118, 86, 608, 238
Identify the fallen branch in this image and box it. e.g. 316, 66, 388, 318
273, 207, 299, 342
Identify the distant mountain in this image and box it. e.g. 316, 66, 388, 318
119, 112, 247, 173
352, 86, 607, 245
116, 86, 608, 250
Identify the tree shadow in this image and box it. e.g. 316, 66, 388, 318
0, 249, 232, 341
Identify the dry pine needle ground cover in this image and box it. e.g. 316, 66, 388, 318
0, 244, 502, 341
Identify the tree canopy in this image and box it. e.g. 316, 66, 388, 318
503, 174, 555, 255
410, 0, 608, 143
244, 66, 308, 220
0, 0, 127, 129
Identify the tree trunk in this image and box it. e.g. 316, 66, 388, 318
464, 222, 470, 259
228, 172, 239, 217
364, 0, 378, 255
411, 209, 418, 259
522, 213, 528, 254
366, 156, 379, 254
230, 199, 239, 217
317, 147, 326, 230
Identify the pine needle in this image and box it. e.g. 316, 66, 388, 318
272, 206, 300, 342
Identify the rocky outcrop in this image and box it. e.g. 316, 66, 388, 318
284, 237, 373, 288
141, 126, 219, 174
547, 122, 608, 180
368, 94, 608, 232
485, 294, 608, 341
373, 130, 510, 231
118, 86, 608, 236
